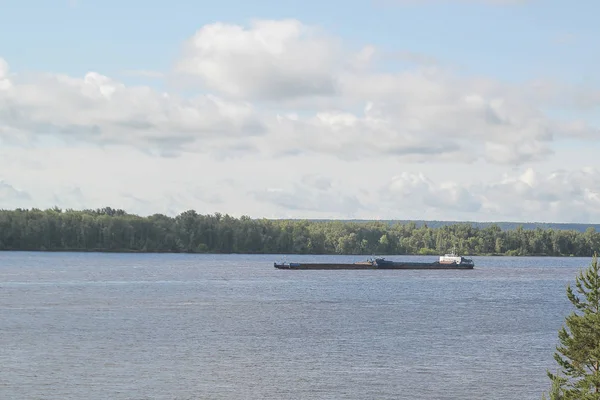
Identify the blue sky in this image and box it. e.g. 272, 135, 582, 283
0, 0, 599, 222
1, 0, 598, 84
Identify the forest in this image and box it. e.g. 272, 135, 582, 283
0, 207, 599, 256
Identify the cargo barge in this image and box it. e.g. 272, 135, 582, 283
274, 251, 475, 270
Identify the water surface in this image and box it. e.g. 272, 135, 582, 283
0, 252, 588, 399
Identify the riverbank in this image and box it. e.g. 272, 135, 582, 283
0, 248, 583, 257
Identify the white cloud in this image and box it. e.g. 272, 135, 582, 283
301, 174, 333, 191
478, 167, 600, 221
0, 58, 11, 90
527, 80, 600, 113
267, 105, 469, 162
169, 18, 598, 164
243, 166, 600, 222
0, 181, 32, 208
379, 172, 482, 214
376, 167, 600, 222
0, 59, 264, 156
2, 15, 598, 167
2, 142, 600, 222
174, 19, 343, 101
251, 174, 367, 217
51, 186, 87, 210
1, 17, 600, 222
264, 84, 584, 164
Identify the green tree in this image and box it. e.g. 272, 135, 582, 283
0, 207, 599, 256
543, 254, 600, 399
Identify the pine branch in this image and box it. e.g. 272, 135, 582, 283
544, 255, 600, 399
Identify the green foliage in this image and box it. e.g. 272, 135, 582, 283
542, 372, 567, 400
543, 254, 600, 399
418, 247, 439, 255
337, 219, 600, 233
0, 207, 599, 255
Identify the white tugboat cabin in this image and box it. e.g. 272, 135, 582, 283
438, 247, 474, 266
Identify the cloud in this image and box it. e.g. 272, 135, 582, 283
301, 174, 333, 191
268, 105, 468, 162
51, 186, 87, 210
3, 16, 600, 223
4, 140, 600, 221
172, 19, 596, 164
0, 181, 99, 212
0, 58, 11, 90
478, 167, 600, 221
0, 58, 265, 156
527, 80, 600, 113
380, 172, 482, 213
1, 18, 599, 168
377, 168, 600, 222
265, 81, 589, 164
0, 181, 32, 208
174, 19, 344, 101
252, 174, 367, 217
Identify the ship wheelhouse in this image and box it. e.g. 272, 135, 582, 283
438, 253, 474, 265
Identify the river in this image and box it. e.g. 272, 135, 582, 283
0, 252, 587, 399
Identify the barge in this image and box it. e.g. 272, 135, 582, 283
274, 251, 475, 270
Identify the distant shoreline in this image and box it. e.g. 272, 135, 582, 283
0, 249, 583, 257
1, 208, 597, 258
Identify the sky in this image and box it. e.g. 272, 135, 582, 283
1, 0, 599, 223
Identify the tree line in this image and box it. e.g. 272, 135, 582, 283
0, 207, 599, 256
